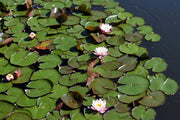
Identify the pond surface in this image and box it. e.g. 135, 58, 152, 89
114, 0, 180, 119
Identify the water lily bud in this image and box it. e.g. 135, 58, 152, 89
29, 32, 36, 39
14, 69, 21, 79
99, 23, 112, 33
93, 46, 109, 59
6, 74, 14, 81
90, 99, 108, 113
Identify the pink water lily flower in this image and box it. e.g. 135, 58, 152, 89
90, 99, 108, 113
93, 46, 109, 59
29, 32, 36, 39
99, 23, 112, 33
6, 74, 14, 81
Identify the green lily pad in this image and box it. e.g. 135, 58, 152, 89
63, 15, 81, 25
139, 90, 166, 107
38, 55, 62, 69
46, 110, 61, 120
137, 25, 153, 34
116, 55, 138, 72
84, 108, 103, 120
0, 32, 10, 46
106, 35, 125, 46
4, 16, 19, 27
126, 17, 145, 26
61, 91, 84, 109
69, 85, 89, 97
118, 74, 149, 95
145, 33, 161, 42
0, 57, 16, 75
59, 66, 73, 74
71, 111, 86, 120
102, 70, 123, 78
88, 11, 107, 21
0, 81, 12, 93
105, 15, 121, 23
16, 94, 37, 107
43, 1, 65, 10
118, 12, 133, 20
13, 67, 33, 84
89, 78, 115, 94
114, 102, 130, 113
144, 57, 167, 73
119, 24, 134, 34
104, 109, 130, 120
1, 43, 18, 59
124, 32, 143, 42
50, 84, 68, 98
31, 69, 61, 84
119, 42, 139, 54
0, 101, 15, 120
7, 112, 32, 120
10, 50, 39, 66
67, 25, 84, 33
25, 80, 52, 97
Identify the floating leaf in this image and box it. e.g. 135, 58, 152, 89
104, 109, 130, 120
16, 94, 37, 107
35, 40, 52, 50
139, 90, 166, 107
106, 35, 124, 46
43, 1, 65, 10
78, 3, 91, 15
13, 67, 33, 84
118, 75, 149, 95
85, 21, 99, 31
10, 50, 39, 66
25, 80, 52, 97
84, 108, 103, 120
144, 57, 167, 73
0, 57, 16, 75
145, 33, 161, 42
7, 112, 32, 120
31, 69, 61, 84
114, 102, 130, 113
90, 33, 107, 43
118, 12, 133, 20
46, 110, 61, 120
137, 25, 153, 34
88, 11, 107, 21
67, 25, 84, 33
69, 85, 89, 97
0, 101, 15, 120
59, 66, 73, 74
109, 48, 123, 57
63, 15, 81, 25
124, 32, 143, 42
71, 111, 86, 120
0, 82, 12, 93
126, 17, 145, 26
119, 42, 139, 54
89, 78, 115, 94
38, 55, 62, 69
61, 91, 83, 109
119, 24, 134, 34
105, 15, 121, 23
50, 84, 68, 98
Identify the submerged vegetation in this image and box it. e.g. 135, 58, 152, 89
0, 0, 178, 119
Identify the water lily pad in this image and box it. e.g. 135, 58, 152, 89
0, 57, 16, 75
0, 81, 12, 93
1, 43, 18, 59
119, 42, 139, 54
89, 78, 115, 94
38, 55, 62, 69
63, 15, 81, 25
106, 35, 125, 46
61, 91, 83, 109
7, 112, 32, 120
102, 70, 123, 78
50, 84, 68, 98
16, 94, 37, 107
0, 101, 15, 120
116, 55, 138, 72
67, 25, 84, 33
119, 24, 134, 34
88, 11, 107, 21
71, 111, 86, 120
85, 21, 99, 31
114, 102, 130, 113
4, 16, 19, 27
46, 110, 61, 120
118, 75, 149, 95
109, 48, 123, 57
124, 32, 143, 42
118, 12, 133, 20
59, 66, 73, 74
126, 17, 145, 26
104, 109, 130, 120
139, 90, 166, 107
31, 69, 61, 84
13, 67, 33, 84
43, 1, 65, 10
10, 50, 39, 66
69, 85, 89, 97
144, 57, 167, 73
25, 80, 52, 97
105, 15, 121, 23
137, 25, 153, 34
145, 33, 161, 42
84, 108, 103, 120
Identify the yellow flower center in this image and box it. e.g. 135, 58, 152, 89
8, 75, 12, 78
97, 103, 102, 107
31, 33, 34, 36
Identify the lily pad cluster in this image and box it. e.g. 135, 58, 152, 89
0, 0, 178, 120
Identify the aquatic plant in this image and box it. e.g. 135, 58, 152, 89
0, 0, 178, 119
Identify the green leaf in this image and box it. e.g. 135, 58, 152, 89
67, 25, 84, 33
4, 16, 19, 27
119, 42, 139, 54
0, 81, 12, 93
126, 17, 145, 26
102, 70, 123, 78
145, 33, 161, 42
104, 109, 130, 120
124, 32, 143, 42
139, 90, 166, 107
13, 67, 33, 84
118, 75, 149, 95
0, 101, 15, 120
16, 94, 37, 107
84, 108, 103, 120
7, 112, 32, 120
31, 69, 61, 84
88, 11, 107, 21
63, 15, 81, 25
43, 1, 65, 10
0, 57, 16, 75
137, 25, 153, 34
59, 66, 73, 74
69, 85, 89, 97
144, 57, 168, 72
89, 78, 115, 94
38, 55, 62, 69
109, 48, 123, 57
106, 35, 124, 46
61, 91, 83, 109
1, 43, 18, 59
50, 84, 68, 98
119, 24, 134, 34
10, 50, 39, 66
71, 111, 86, 120
105, 15, 121, 23
118, 12, 133, 20
25, 80, 52, 97
46, 110, 61, 120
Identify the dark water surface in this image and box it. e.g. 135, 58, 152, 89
114, 0, 180, 120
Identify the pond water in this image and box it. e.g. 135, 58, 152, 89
114, 0, 180, 119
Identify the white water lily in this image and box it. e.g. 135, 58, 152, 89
94, 46, 109, 59
6, 74, 14, 81
90, 99, 108, 113
29, 32, 36, 39
99, 23, 112, 33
